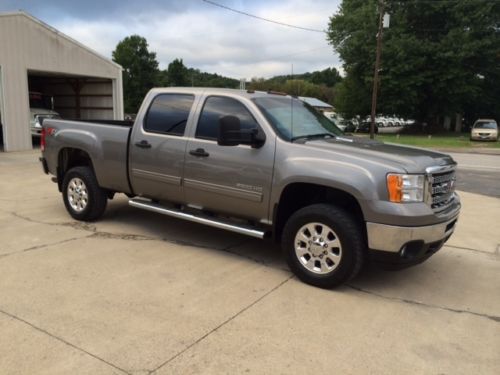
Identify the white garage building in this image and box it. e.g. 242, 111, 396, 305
0, 11, 124, 151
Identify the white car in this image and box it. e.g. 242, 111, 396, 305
470, 119, 498, 141
29, 92, 61, 137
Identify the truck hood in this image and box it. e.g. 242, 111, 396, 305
302, 136, 455, 173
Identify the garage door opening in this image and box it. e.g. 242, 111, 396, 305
28, 71, 115, 146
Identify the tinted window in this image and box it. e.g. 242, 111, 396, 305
144, 94, 194, 136
196, 96, 259, 140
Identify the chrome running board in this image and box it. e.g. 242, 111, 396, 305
129, 198, 266, 239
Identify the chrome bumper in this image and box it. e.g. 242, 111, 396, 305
366, 214, 459, 253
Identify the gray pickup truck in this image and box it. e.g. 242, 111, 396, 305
40, 88, 460, 288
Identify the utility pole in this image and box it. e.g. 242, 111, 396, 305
370, 0, 385, 140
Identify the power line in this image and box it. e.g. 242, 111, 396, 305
201, 0, 326, 33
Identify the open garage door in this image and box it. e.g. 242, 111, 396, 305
28, 72, 115, 148
28, 71, 115, 119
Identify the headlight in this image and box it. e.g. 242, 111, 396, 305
387, 173, 425, 202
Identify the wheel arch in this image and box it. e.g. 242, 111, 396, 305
273, 182, 366, 243
57, 147, 95, 192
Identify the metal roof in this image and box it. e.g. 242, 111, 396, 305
298, 96, 333, 108
0, 11, 122, 70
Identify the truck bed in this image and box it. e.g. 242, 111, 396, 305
67, 119, 134, 127
43, 119, 133, 194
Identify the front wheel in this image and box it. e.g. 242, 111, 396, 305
62, 166, 107, 221
282, 204, 365, 288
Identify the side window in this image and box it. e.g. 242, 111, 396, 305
196, 96, 259, 140
144, 94, 194, 136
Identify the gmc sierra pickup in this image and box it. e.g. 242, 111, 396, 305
40, 88, 460, 288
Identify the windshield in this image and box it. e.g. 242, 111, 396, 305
253, 97, 342, 141
474, 121, 497, 130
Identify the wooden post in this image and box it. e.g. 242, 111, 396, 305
370, 1, 385, 140
68, 78, 86, 119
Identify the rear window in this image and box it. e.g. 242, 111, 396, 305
144, 94, 194, 136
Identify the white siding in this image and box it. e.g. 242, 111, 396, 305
0, 12, 123, 151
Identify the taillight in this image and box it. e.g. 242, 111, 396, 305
40, 127, 46, 152
41, 127, 55, 152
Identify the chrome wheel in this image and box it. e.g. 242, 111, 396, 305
67, 177, 88, 212
294, 222, 342, 274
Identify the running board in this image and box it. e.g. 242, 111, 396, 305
129, 198, 266, 239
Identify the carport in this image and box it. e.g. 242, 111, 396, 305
0, 11, 123, 152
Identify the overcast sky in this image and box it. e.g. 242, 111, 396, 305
0, 0, 342, 79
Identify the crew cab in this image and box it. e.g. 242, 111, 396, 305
40, 88, 461, 288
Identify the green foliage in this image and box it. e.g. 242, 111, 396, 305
333, 75, 370, 119
184, 68, 239, 88
112, 35, 160, 113
248, 67, 342, 105
264, 67, 342, 88
166, 58, 188, 86
161, 59, 239, 88
327, 0, 500, 125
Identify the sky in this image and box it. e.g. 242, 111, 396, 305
0, 0, 343, 79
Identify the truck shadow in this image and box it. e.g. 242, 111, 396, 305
102, 196, 286, 270
101, 196, 436, 291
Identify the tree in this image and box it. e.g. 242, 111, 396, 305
112, 35, 159, 113
247, 67, 342, 106
327, 0, 500, 129
167, 58, 188, 86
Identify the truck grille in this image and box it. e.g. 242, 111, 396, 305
428, 168, 456, 211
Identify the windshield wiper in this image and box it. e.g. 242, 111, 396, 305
291, 133, 335, 143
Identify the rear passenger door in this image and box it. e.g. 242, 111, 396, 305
183, 95, 275, 222
129, 93, 195, 203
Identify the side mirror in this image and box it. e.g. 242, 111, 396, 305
217, 115, 265, 148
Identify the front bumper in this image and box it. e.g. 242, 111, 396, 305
471, 133, 497, 141
31, 127, 42, 137
366, 214, 459, 267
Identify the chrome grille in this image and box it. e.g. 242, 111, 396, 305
428, 167, 456, 211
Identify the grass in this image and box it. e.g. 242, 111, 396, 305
374, 133, 500, 149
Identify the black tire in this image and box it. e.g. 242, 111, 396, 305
62, 166, 107, 221
282, 204, 365, 288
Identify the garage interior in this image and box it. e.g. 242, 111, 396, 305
28, 72, 115, 122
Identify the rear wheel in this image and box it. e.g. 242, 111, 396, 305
62, 166, 107, 221
282, 204, 364, 288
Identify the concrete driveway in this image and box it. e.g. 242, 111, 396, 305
0, 150, 499, 375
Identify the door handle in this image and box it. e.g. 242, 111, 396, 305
189, 148, 210, 157
135, 140, 151, 149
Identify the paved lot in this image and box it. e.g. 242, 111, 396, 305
447, 152, 500, 198
0, 150, 499, 375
